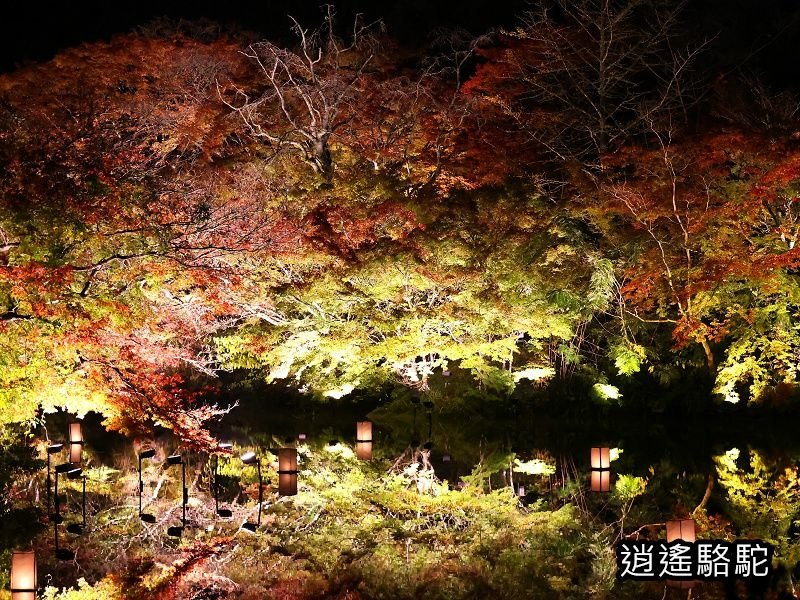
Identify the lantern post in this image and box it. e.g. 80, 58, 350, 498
165, 454, 187, 537
52, 462, 75, 523
45, 443, 64, 512
214, 442, 233, 518
64, 467, 84, 535
138, 448, 157, 523
240, 451, 262, 532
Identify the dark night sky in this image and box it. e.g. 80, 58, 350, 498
0, 1, 528, 72
2, 1, 800, 87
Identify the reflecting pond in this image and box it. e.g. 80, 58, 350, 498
10, 391, 800, 599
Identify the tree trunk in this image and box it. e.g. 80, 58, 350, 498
693, 473, 714, 515
700, 337, 715, 373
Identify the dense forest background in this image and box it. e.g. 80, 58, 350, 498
5, 3, 800, 599
3, 0, 800, 444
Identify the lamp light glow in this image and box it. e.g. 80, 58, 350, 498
68, 444, 82, 465
356, 442, 373, 460
68, 423, 83, 445
666, 518, 696, 543
590, 469, 611, 492
590, 447, 610, 470
10, 550, 36, 600
666, 518, 697, 589
277, 448, 298, 496
356, 421, 373, 460
277, 448, 298, 473
356, 421, 372, 442
67, 422, 84, 465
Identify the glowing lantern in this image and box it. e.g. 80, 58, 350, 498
590, 447, 610, 470
356, 421, 373, 460
68, 445, 82, 465
666, 518, 696, 589
10, 550, 36, 600
666, 518, 696, 543
356, 442, 373, 460
590, 469, 611, 493
68, 422, 83, 465
277, 448, 298, 496
589, 447, 612, 493
68, 423, 83, 445
356, 421, 372, 442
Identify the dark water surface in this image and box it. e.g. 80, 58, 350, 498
37, 390, 800, 599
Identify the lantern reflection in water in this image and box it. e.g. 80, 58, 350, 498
590, 469, 611, 492
666, 518, 696, 589
278, 448, 298, 496
356, 421, 373, 460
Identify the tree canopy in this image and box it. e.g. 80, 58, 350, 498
3, 6, 800, 445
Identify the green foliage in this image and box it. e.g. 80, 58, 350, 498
460, 451, 515, 490
215, 210, 589, 398
714, 299, 800, 403
612, 474, 647, 503
610, 342, 646, 376
714, 448, 800, 545
591, 382, 622, 404
513, 458, 556, 476
40, 578, 123, 600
